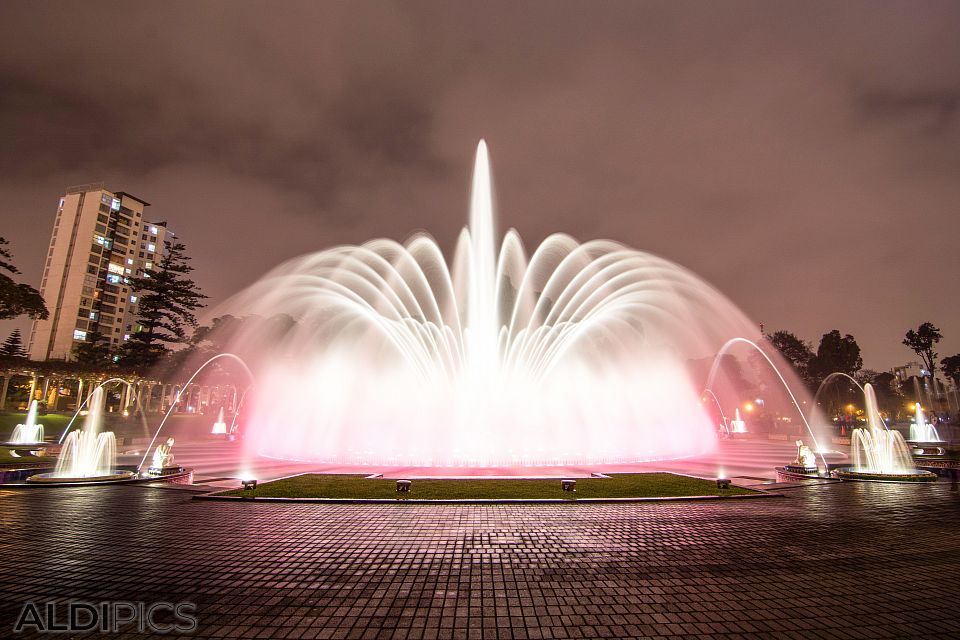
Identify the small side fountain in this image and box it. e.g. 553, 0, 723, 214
211, 407, 228, 435
10, 401, 45, 444
1, 400, 51, 459
908, 403, 941, 443
729, 408, 747, 434
27, 388, 134, 483
834, 384, 935, 482
907, 402, 946, 458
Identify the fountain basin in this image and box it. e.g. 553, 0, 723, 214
27, 470, 136, 483
906, 442, 947, 457
833, 467, 937, 483
7, 465, 194, 486
0, 442, 51, 457
782, 464, 819, 475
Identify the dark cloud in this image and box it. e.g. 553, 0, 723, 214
0, 0, 959, 368
860, 88, 960, 132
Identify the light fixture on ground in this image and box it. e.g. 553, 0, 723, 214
396, 480, 411, 492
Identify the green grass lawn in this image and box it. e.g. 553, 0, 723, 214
0, 413, 74, 441
216, 472, 757, 500
0, 411, 211, 442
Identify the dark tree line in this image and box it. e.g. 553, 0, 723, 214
767, 321, 959, 417
766, 329, 862, 389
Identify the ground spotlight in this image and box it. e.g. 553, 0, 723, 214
716, 478, 731, 489
241, 479, 258, 491
396, 480, 411, 492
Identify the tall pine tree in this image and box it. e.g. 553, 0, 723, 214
0, 237, 48, 321
73, 328, 113, 367
119, 240, 207, 371
0, 329, 28, 358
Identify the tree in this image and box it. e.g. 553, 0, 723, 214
0, 237, 48, 321
809, 330, 862, 380
942, 354, 960, 387
188, 314, 243, 361
767, 330, 815, 385
73, 329, 113, 367
119, 240, 207, 371
903, 322, 942, 377
0, 329, 28, 358
716, 353, 754, 396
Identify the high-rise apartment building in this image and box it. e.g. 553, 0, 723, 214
28, 183, 169, 361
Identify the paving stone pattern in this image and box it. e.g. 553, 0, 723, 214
1, 481, 959, 639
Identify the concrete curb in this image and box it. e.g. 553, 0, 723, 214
191, 490, 783, 505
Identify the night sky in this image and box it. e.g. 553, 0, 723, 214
1, 1, 958, 369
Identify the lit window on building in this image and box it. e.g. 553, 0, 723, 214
147, 243, 156, 252
111, 198, 121, 211
73, 329, 87, 341
106, 274, 121, 284
130, 295, 138, 303
149, 225, 158, 234
108, 263, 124, 275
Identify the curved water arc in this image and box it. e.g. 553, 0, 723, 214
701, 388, 730, 435
809, 372, 875, 434
706, 337, 828, 471
137, 353, 255, 473
57, 378, 141, 444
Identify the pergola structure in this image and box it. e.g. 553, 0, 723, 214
0, 357, 241, 416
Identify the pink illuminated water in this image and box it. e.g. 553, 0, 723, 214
217, 141, 791, 469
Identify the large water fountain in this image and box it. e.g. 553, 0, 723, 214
28, 387, 133, 482
835, 384, 935, 482
211, 141, 815, 470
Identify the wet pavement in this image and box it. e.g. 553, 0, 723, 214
1, 477, 959, 638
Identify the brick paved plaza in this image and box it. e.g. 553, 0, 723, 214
1, 480, 959, 639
